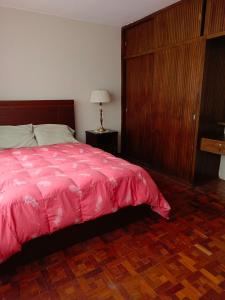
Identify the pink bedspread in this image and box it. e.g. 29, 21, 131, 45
0, 143, 170, 263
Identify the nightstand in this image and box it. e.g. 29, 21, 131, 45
86, 130, 118, 155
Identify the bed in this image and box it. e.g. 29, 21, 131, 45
0, 100, 170, 265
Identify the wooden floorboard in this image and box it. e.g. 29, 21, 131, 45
0, 171, 225, 299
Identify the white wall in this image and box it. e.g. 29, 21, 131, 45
0, 7, 121, 143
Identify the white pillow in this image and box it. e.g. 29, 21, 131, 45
34, 124, 78, 146
0, 124, 38, 149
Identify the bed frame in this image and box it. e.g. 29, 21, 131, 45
0, 100, 75, 129
0, 100, 152, 276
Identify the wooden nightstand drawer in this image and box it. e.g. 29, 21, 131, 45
200, 138, 225, 155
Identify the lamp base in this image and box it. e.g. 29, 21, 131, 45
95, 126, 107, 133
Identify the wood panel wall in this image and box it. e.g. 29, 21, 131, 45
122, 0, 225, 182
124, 0, 204, 59
125, 54, 154, 163
205, 0, 225, 37
124, 19, 155, 57
154, 0, 203, 48
151, 41, 205, 180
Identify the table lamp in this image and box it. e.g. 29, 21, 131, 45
90, 90, 111, 133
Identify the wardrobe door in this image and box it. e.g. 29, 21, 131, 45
124, 54, 154, 162
151, 40, 205, 180
124, 18, 155, 58
154, 0, 202, 48
205, 0, 225, 36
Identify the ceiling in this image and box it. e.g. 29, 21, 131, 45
0, 0, 179, 27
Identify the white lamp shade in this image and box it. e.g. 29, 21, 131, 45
90, 90, 111, 103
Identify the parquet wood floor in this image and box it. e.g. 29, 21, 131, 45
0, 171, 225, 300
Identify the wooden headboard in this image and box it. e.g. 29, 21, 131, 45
0, 100, 75, 130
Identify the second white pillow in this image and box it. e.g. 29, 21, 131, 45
34, 124, 78, 146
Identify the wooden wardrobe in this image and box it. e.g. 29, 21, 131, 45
122, 0, 225, 182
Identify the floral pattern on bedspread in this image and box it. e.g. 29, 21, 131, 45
0, 143, 170, 262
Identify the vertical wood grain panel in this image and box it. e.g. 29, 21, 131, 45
155, 0, 202, 48
205, 0, 225, 36
121, 0, 225, 182
151, 40, 205, 180
124, 18, 155, 57
124, 54, 154, 162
